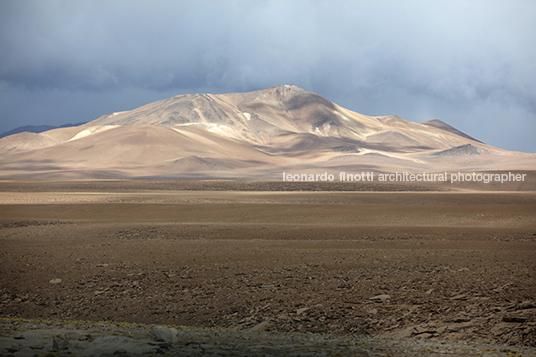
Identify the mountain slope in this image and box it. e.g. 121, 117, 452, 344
421, 119, 482, 143
0, 85, 534, 179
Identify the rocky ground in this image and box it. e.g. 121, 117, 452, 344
0, 180, 535, 356
1, 318, 536, 356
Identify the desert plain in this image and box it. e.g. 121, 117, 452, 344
0, 178, 535, 356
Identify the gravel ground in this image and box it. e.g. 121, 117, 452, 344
1, 181, 535, 356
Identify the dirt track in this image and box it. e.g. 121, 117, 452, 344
0, 180, 535, 350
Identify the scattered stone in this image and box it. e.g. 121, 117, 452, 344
29, 341, 44, 349
49, 278, 62, 284
369, 294, 391, 302
493, 329, 504, 336
415, 332, 433, 339
250, 320, 270, 332
387, 326, 415, 338
296, 307, 309, 315
503, 315, 527, 323
518, 301, 535, 310
436, 326, 447, 335
446, 317, 472, 323
491, 283, 511, 293
69, 335, 164, 356
6, 345, 20, 353
447, 323, 473, 333
150, 326, 177, 344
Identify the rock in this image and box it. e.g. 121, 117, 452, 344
447, 323, 473, 333
445, 317, 472, 323
69, 335, 163, 356
415, 332, 433, 339
387, 326, 415, 338
492, 328, 505, 336
436, 326, 447, 335
414, 325, 436, 335
49, 278, 62, 284
369, 294, 391, 302
29, 341, 45, 349
449, 294, 467, 300
52, 337, 59, 351
491, 283, 511, 293
150, 326, 177, 344
6, 345, 20, 353
250, 320, 270, 332
276, 313, 289, 320
502, 315, 527, 323
518, 301, 535, 310
296, 307, 309, 315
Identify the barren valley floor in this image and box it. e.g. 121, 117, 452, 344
0, 180, 535, 352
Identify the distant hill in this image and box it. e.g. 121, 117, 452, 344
0, 122, 87, 139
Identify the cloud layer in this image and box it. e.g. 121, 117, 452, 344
1, 0, 535, 152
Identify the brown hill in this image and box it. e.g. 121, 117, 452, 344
0, 85, 534, 179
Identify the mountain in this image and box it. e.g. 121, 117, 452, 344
0, 85, 534, 179
0, 122, 88, 139
0, 125, 57, 139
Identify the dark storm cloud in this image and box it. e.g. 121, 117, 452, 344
1, 0, 535, 152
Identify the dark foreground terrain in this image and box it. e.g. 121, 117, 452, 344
0, 180, 535, 355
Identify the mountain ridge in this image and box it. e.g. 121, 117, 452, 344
0, 85, 534, 179
86, 84, 480, 152
0, 122, 88, 139
421, 119, 482, 143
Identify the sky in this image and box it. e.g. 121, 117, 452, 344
1, 0, 535, 153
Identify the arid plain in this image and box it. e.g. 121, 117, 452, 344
1, 179, 535, 351
1, 85, 536, 354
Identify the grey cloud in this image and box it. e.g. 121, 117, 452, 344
1, 0, 535, 152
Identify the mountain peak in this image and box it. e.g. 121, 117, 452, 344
271, 84, 307, 91
249, 84, 309, 102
